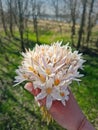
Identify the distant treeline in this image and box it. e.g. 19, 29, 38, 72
0, 0, 98, 52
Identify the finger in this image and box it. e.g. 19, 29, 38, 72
24, 82, 46, 106
24, 82, 40, 96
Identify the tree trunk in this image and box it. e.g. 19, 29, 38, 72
77, 0, 87, 49
71, 9, 76, 46
69, 0, 77, 46
33, 15, 39, 43
18, 0, 25, 52
20, 29, 25, 52
0, 0, 8, 35
86, 0, 95, 45
70, 0, 77, 35
9, 0, 14, 37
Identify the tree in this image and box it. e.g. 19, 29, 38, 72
0, 0, 8, 35
30, 0, 43, 43
86, 0, 95, 44
69, 0, 77, 35
51, 0, 59, 20
69, 0, 78, 46
6, 0, 14, 36
77, 0, 87, 49
13, 0, 29, 51
17, 0, 25, 52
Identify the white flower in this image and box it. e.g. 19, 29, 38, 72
14, 41, 85, 109
14, 69, 28, 86
36, 78, 61, 109
59, 88, 70, 106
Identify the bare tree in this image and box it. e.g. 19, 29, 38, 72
17, 0, 25, 51
12, 0, 29, 51
51, 0, 59, 20
62, 0, 80, 45
30, 0, 43, 43
69, 0, 77, 35
86, 0, 95, 44
6, 0, 14, 36
0, 0, 8, 35
69, 0, 78, 46
77, 0, 88, 49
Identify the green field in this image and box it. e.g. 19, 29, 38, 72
0, 23, 98, 130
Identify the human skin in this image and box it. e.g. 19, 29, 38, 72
24, 82, 95, 130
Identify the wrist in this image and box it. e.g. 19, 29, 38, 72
78, 117, 95, 130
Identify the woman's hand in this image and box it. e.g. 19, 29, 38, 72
24, 82, 95, 130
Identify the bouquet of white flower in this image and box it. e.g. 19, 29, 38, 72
14, 41, 85, 123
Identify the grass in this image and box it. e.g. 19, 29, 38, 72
0, 22, 98, 130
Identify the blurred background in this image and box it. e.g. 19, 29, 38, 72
0, 0, 98, 130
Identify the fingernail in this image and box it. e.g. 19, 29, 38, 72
24, 84, 33, 92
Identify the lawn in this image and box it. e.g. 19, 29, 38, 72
0, 25, 98, 130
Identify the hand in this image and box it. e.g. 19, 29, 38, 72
24, 82, 95, 130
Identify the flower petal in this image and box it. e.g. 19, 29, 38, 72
51, 89, 62, 100
61, 100, 66, 106
46, 95, 53, 109
36, 91, 46, 100
65, 95, 69, 101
